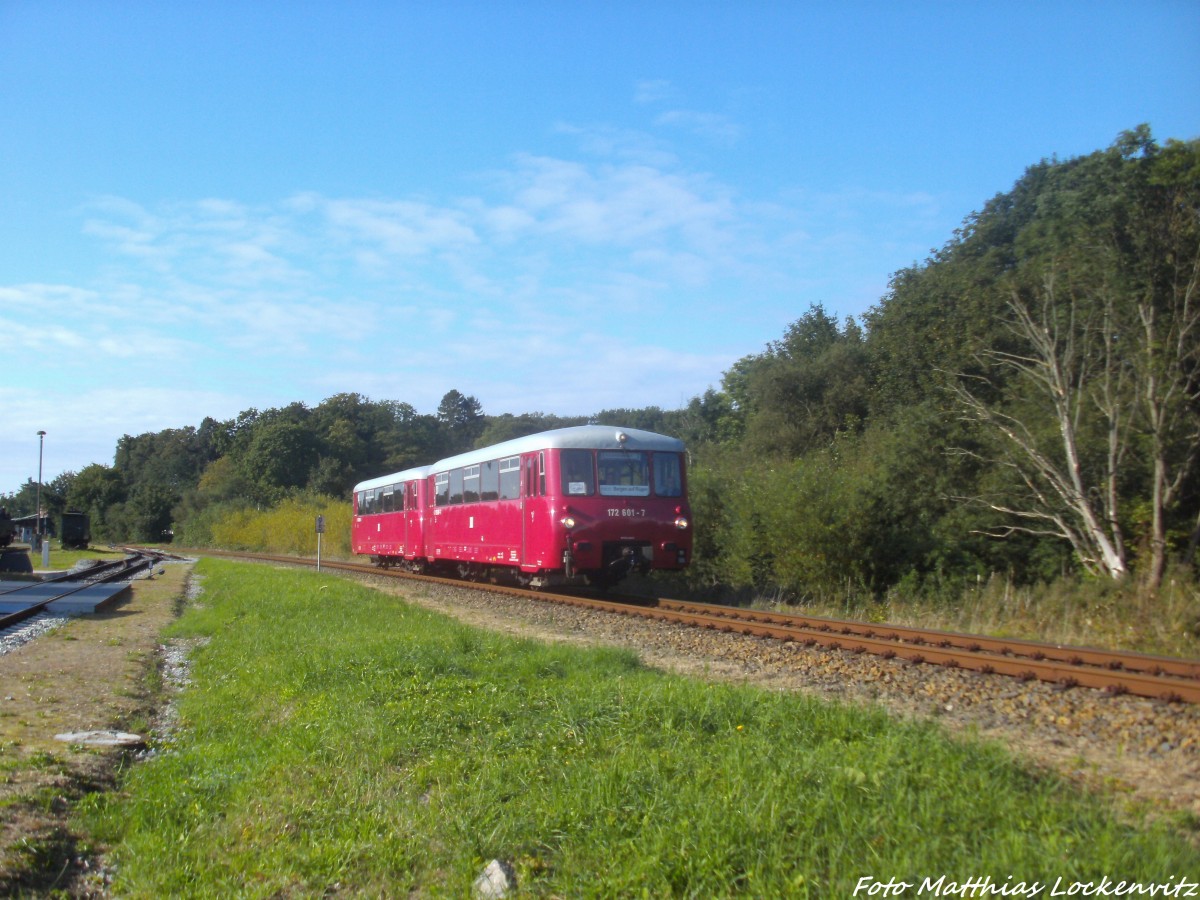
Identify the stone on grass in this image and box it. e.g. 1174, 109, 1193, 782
473, 858, 516, 899
54, 730, 145, 748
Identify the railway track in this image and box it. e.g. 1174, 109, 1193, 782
198, 550, 1200, 704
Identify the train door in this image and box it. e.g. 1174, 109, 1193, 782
381, 485, 397, 554
520, 455, 535, 569
520, 452, 546, 570
406, 480, 422, 560
400, 480, 409, 557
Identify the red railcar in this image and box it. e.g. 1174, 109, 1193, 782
352, 425, 692, 588
350, 465, 430, 568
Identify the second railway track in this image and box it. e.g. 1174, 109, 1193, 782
0, 549, 176, 636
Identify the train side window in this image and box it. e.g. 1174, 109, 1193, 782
435, 472, 450, 506
373, 487, 384, 512
653, 453, 683, 497
498, 456, 520, 500
481, 460, 499, 501
449, 469, 464, 504
382, 488, 395, 513
408, 481, 418, 509
463, 465, 480, 503
561, 449, 594, 496
538, 452, 546, 496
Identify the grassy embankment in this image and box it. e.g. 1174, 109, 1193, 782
193, 495, 1200, 657
76, 558, 1198, 897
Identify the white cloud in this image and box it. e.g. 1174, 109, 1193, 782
0, 385, 246, 492
501, 154, 737, 255
655, 109, 741, 144
552, 122, 678, 168
1, 122, 956, 493
634, 79, 676, 105
479, 204, 536, 242
0, 284, 200, 362
322, 198, 479, 259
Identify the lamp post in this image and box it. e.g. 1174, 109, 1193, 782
36, 431, 45, 546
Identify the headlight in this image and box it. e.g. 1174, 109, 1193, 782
674, 516, 689, 530
561, 515, 577, 529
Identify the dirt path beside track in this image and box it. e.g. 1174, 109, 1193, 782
0, 561, 191, 896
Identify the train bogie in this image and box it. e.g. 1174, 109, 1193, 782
351, 426, 692, 587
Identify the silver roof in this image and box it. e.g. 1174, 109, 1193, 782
353, 425, 684, 492
353, 465, 431, 494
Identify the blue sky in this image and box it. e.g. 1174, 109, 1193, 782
2, 1, 1197, 494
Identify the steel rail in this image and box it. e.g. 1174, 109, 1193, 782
0, 601, 58, 631
193, 550, 1200, 704
644, 605, 1200, 703
0, 578, 117, 631
0, 552, 156, 631
650, 599, 1200, 680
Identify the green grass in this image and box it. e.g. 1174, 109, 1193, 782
778, 571, 1200, 659
19, 543, 127, 571
77, 559, 1199, 897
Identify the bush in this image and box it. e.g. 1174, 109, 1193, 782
206, 494, 352, 557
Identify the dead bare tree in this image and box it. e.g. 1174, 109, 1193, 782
951, 268, 1131, 580
952, 134, 1200, 589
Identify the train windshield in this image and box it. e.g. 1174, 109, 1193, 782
654, 453, 683, 497
597, 451, 650, 497
561, 449, 595, 496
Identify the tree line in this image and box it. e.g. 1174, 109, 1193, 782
5, 127, 1197, 600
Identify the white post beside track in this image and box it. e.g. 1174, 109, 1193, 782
315, 515, 325, 572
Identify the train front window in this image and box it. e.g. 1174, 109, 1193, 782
654, 453, 683, 497
561, 449, 594, 496
597, 451, 650, 497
